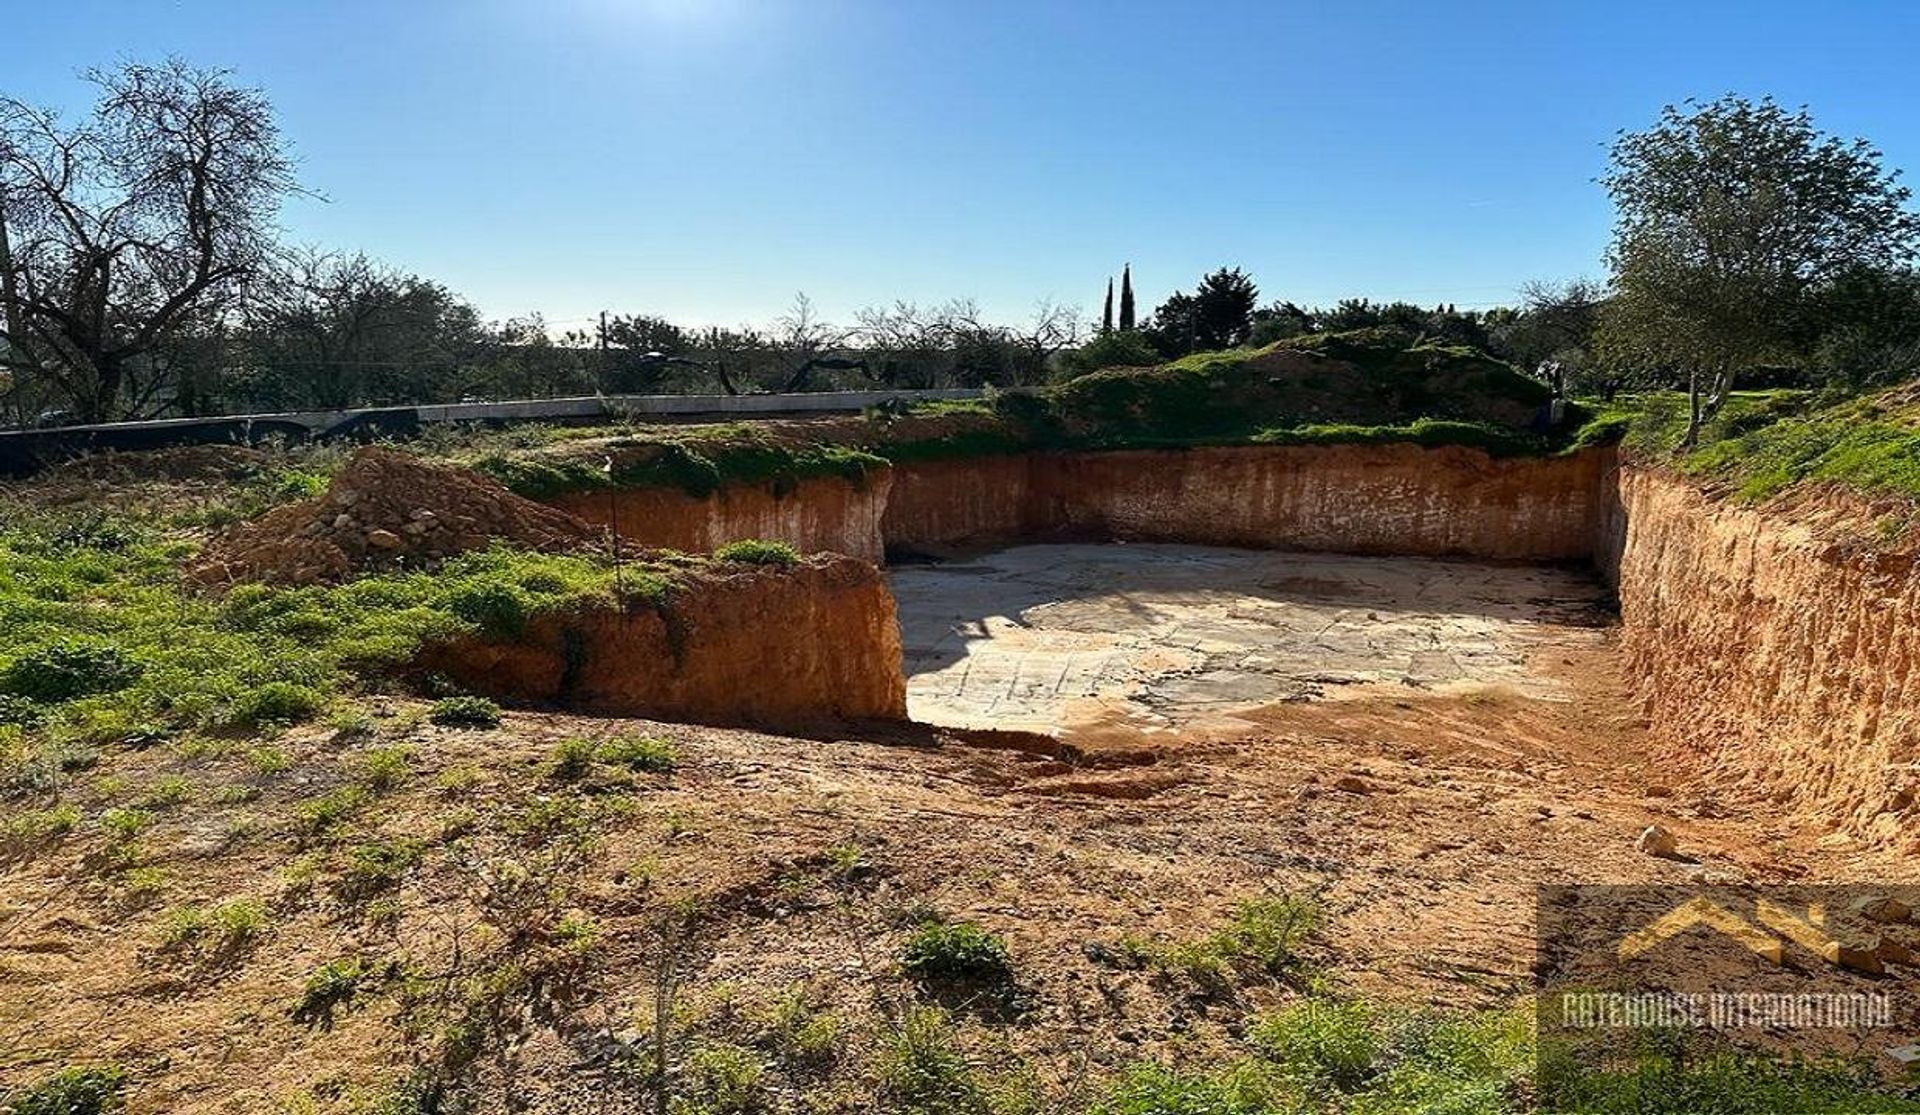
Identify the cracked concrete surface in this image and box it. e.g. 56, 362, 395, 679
890, 542, 1611, 737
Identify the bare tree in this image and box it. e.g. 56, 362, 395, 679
0, 59, 298, 422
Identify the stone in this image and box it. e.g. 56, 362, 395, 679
1873, 936, 1916, 967
334, 489, 360, 507
1823, 941, 1886, 977
366, 529, 404, 550
1852, 895, 1913, 924
410, 508, 437, 522
1635, 824, 1679, 858
402, 521, 428, 537
1644, 785, 1673, 798
332, 513, 355, 529
1333, 775, 1373, 794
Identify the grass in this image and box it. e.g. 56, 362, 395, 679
428, 696, 501, 729
0, 498, 649, 772
1121, 894, 1321, 991
468, 330, 1585, 499
157, 897, 270, 957
713, 539, 801, 566
1596, 387, 1920, 508
0, 1064, 129, 1115
900, 917, 1015, 986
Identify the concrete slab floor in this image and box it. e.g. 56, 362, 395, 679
889, 542, 1612, 738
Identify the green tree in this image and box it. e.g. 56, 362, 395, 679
1147, 267, 1259, 355
1101, 277, 1114, 334
1118, 264, 1136, 331
1597, 95, 1920, 444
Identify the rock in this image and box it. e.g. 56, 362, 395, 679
402, 521, 428, 537
1333, 775, 1373, 795
366, 529, 404, 550
1852, 895, 1914, 924
410, 508, 437, 522
332, 513, 355, 529
1823, 941, 1886, 976
1873, 937, 1916, 967
1644, 785, 1673, 798
334, 489, 360, 507
1635, 824, 1679, 858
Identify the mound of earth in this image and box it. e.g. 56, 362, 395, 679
191, 445, 599, 585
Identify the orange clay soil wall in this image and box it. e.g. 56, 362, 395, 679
1600, 466, 1920, 846
883, 445, 1610, 560
420, 555, 906, 727
547, 471, 892, 564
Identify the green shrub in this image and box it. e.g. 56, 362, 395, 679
0, 802, 80, 859
1250, 998, 1382, 1092
1218, 894, 1319, 973
1090, 1062, 1278, 1115
355, 745, 413, 792
158, 897, 269, 956
901, 918, 1014, 985
429, 696, 501, 729
546, 736, 598, 781
597, 733, 676, 772
0, 641, 141, 703
447, 581, 532, 637
337, 838, 426, 902
877, 1006, 983, 1112
296, 785, 372, 838
0, 1064, 129, 1115
678, 1041, 767, 1115
713, 539, 801, 567
229, 681, 325, 727
139, 775, 192, 811
294, 956, 370, 1028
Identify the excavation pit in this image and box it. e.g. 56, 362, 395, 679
891, 542, 1614, 742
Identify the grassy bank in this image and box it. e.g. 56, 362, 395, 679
464, 330, 1595, 499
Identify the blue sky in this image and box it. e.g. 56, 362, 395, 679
13, 0, 1920, 332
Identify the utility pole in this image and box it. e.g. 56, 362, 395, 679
597, 310, 609, 391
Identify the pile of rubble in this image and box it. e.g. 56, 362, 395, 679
191, 446, 599, 586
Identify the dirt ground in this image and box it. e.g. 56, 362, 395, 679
5, 544, 1917, 1110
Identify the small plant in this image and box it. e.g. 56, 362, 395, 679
0, 641, 141, 703
336, 838, 426, 903
294, 956, 371, 1029
158, 897, 270, 957
677, 1041, 767, 1115
0, 1063, 129, 1115
296, 784, 372, 839
99, 806, 153, 843
326, 706, 377, 740
355, 745, 413, 792
0, 802, 81, 860
229, 681, 325, 727
901, 918, 1014, 985
115, 866, 170, 908
546, 736, 599, 781
140, 775, 193, 811
765, 986, 840, 1071
1090, 1062, 1278, 1115
245, 745, 291, 775
429, 696, 501, 729
1249, 998, 1382, 1093
1216, 894, 1319, 973
597, 733, 676, 773
713, 539, 801, 567
877, 1006, 983, 1111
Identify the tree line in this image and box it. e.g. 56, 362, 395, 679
3, 64, 1916, 437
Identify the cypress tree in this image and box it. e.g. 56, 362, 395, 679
1101, 278, 1114, 334
1119, 264, 1136, 331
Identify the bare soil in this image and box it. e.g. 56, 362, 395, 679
4, 543, 1911, 1111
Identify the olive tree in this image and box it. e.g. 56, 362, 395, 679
1597, 96, 1920, 444
0, 60, 298, 422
